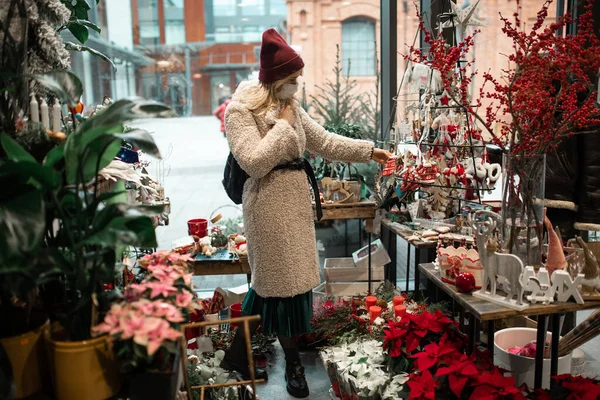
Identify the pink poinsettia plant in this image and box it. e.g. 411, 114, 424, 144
93, 250, 196, 373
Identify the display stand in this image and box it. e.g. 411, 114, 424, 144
180, 315, 264, 400
380, 218, 437, 293
418, 262, 600, 389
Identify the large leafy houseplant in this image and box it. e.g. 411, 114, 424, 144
0, 71, 174, 341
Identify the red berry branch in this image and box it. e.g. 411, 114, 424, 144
407, 0, 600, 158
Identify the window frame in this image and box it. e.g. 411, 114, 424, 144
341, 17, 377, 77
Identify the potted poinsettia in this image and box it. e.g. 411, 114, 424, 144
94, 250, 197, 399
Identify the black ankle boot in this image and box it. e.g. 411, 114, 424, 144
285, 361, 309, 398
220, 349, 268, 381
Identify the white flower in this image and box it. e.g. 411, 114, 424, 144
373, 316, 385, 326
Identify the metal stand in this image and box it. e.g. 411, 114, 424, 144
180, 315, 264, 400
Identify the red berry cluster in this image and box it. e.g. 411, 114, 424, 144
406, 0, 600, 158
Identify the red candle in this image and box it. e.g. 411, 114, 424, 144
365, 296, 377, 309
369, 306, 382, 323
394, 305, 406, 319
393, 296, 405, 306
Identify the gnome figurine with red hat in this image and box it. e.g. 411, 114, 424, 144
220, 28, 391, 398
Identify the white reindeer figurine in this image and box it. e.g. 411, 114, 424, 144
469, 210, 526, 309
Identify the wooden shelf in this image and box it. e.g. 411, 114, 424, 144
381, 219, 437, 249
314, 201, 378, 231
418, 263, 600, 321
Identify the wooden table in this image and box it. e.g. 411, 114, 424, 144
418, 262, 600, 389
192, 251, 252, 285
316, 201, 378, 232
381, 219, 437, 292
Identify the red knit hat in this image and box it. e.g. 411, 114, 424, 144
258, 28, 304, 83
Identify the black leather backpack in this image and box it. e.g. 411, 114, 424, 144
222, 152, 248, 205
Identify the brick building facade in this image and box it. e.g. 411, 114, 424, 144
131, 0, 286, 115
287, 0, 556, 123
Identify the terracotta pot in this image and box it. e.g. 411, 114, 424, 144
45, 327, 122, 400
0, 319, 49, 398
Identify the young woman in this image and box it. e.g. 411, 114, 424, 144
220, 28, 391, 398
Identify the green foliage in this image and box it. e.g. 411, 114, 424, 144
323, 123, 363, 140
59, 0, 101, 44
310, 45, 362, 127
58, 1, 115, 70
0, 71, 172, 340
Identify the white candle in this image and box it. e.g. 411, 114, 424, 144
30, 95, 39, 123
52, 98, 61, 132
40, 99, 49, 129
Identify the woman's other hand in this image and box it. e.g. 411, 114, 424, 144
372, 148, 392, 165
280, 105, 295, 126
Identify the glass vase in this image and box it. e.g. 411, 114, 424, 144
501, 154, 546, 266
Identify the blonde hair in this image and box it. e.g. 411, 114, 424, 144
237, 70, 303, 115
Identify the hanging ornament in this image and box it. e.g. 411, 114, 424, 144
440, 0, 486, 44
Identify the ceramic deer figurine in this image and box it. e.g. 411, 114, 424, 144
469, 210, 525, 305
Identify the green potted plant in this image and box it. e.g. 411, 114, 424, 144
0, 71, 173, 399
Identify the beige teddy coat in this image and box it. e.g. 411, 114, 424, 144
225, 80, 374, 298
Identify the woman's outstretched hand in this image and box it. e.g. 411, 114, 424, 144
372, 148, 392, 165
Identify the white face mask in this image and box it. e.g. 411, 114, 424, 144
276, 83, 298, 100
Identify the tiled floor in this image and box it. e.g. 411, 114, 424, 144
255, 342, 331, 400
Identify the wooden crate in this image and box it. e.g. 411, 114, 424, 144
324, 257, 385, 282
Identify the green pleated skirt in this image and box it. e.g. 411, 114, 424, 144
242, 288, 313, 336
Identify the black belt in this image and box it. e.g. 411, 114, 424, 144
272, 158, 323, 221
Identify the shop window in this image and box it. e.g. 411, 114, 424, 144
210, 73, 232, 111
341, 18, 376, 76
165, 0, 186, 44
270, 0, 286, 16
241, 0, 265, 16
242, 26, 263, 42
214, 0, 236, 16
138, 0, 160, 46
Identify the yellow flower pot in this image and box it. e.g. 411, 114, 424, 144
0, 320, 49, 398
45, 327, 122, 400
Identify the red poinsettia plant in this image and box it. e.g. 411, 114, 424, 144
530, 374, 600, 400
383, 309, 531, 399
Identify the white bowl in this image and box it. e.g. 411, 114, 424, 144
494, 327, 572, 389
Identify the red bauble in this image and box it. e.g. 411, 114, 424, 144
455, 272, 476, 293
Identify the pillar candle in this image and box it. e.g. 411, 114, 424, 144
30, 95, 39, 123
365, 296, 377, 309
40, 99, 49, 129
394, 305, 406, 319
369, 306, 382, 324
52, 98, 61, 132
393, 296, 405, 306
